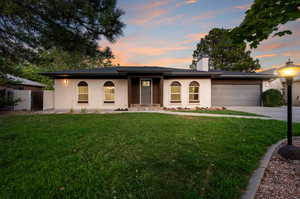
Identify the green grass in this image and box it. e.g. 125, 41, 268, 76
174, 109, 266, 117
0, 113, 298, 199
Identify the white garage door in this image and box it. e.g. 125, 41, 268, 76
212, 84, 261, 106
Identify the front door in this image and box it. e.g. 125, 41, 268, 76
140, 79, 152, 105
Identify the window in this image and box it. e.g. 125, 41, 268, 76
78, 81, 88, 103
104, 81, 115, 103
189, 81, 199, 103
170, 81, 181, 103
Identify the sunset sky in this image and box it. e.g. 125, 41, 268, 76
102, 0, 300, 69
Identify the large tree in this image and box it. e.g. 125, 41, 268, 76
14, 47, 116, 89
0, 0, 124, 73
231, 0, 300, 48
190, 28, 260, 72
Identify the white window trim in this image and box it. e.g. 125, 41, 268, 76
104, 82, 115, 103
77, 81, 89, 103
170, 82, 181, 103
189, 82, 200, 103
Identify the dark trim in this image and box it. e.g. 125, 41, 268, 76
128, 77, 132, 107
212, 79, 262, 85
159, 78, 164, 107
78, 101, 88, 103
189, 100, 200, 103
171, 100, 181, 103
104, 101, 115, 103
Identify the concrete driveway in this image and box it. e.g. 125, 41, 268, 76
227, 106, 300, 122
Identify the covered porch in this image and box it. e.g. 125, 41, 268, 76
128, 76, 163, 108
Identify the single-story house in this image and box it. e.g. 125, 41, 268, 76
42, 59, 275, 111
1, 74, 46, 91
0, 74, 46, 111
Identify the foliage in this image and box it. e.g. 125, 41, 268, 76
0, 95, 21, 108
0, 73, 21, 85
17, 64, 54, 89
175, 109, 265, 117
262, 89, 284, 107
1, 113, 299, 199
0, 0, 125, 72
36, 47, 116, 72
231, 0, 300, 48
190, 28, 260, 72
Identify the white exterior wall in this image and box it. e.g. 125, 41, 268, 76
163, 78, 211, 108
43, 90, 54, 110
13, 90, 31, 111
263, 79, 283, 93
54, 79, 128, 111
293, 82, 300, 106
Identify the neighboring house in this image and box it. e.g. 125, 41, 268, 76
0, 74, 46, 111
258, 61, 300, 106
42, 59, 275, 111
282, 73, 300, 106
259, 68, 284, 93
3, 74, 46, 91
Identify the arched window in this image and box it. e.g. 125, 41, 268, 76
104, 81, 115, 103
78, 81, 88, 103
170, 81, 181, 103
189, 81, 199, 103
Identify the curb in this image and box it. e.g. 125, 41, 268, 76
241, 136, 300, 199
127, 111, 272, 120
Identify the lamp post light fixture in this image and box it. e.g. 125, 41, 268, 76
276, 59, 300, 160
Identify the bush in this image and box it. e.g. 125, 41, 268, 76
0, 95, 21, 107
262, 89, 283, 107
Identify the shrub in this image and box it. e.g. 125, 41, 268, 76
0, 95, 21, 107
262, 89, 283, 107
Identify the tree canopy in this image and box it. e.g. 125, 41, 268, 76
0, 0, 125, 70
190, 28, 260, 72
231, 0, 300, 48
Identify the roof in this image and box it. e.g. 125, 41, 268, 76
41, 66, 275, 79
258, 62, 300, 82
7, 74, 46, 87
210, 70, 276, 79
41, 66, 222, 78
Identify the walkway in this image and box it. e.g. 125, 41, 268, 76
227, 106, 300, 122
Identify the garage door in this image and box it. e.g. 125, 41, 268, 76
212, 84, 261, 106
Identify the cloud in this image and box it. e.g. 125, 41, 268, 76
255, 54, 277, 58
282, 50, 300, 59
258, 39, 300, 51
142, 0, 173, 10
153, 14, 184, 25
101, 35, 192, 66
186, 32, 207, 41
130, 9, 168, 25
234, 4, 251, 10
179, 32, 207, 44
147, 57, 192, 67
128, 46, 190, 56
176, 0, 198, 7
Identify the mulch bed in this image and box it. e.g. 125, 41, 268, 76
255, 139, 300, 199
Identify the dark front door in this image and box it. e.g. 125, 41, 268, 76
31, 91, 43, 110
141, 80, 151, 105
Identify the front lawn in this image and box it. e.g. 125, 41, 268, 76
0, 113, 298, 199
174, 109, 265, 117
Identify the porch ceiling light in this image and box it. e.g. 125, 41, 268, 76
63, 79, 68, 85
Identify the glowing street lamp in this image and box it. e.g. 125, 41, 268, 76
276, 59, 300, 159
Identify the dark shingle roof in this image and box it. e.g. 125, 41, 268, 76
41, 66, 275, 79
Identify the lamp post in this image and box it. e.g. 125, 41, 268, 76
276, 59, 300, 160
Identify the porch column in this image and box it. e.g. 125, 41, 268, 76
159, 77, 164, 107
128, 77, 132, 107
